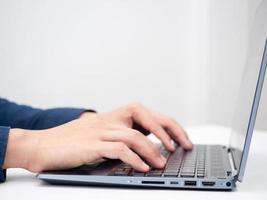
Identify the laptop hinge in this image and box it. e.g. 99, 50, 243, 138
228, 148, 238, 179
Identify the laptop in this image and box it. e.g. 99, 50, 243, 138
37, 38, 267, 190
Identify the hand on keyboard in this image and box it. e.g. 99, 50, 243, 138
113, 145, 207, 178
4, 103, 192, 174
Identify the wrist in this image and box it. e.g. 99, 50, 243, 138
3, 129, 40, 171
79, 111, 97, 119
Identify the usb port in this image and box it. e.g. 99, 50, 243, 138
184, 181, 197, 186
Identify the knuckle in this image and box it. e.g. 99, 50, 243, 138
152, 145, 160, 155
163, 116, 176, 125
168, 117, 176, 122
168, 117, 176, 125
131, 130, 142, 140
128, 131, 144, 148
154, 126, 164, 134
127, 102, 142, 111
169, 117, 176, 122
148, 145, 160, 157
116, 142, 128, 153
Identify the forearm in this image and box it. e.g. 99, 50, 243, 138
1, 111, 97, 174
2, 129, 40, 171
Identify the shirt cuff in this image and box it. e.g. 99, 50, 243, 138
0, 126, 10, 183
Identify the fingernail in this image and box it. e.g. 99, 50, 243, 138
171, 142, 176, 149
188, 139, 193, 146
186, 141, 193, 149
142, 163, 150, 171
160, 155, 167, 164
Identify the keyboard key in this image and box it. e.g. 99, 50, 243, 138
111, 145, 210, 179
131, 171, 146, 177
146, 173, 162, 177
163, 172, 178, 177
146, 169, 163, 177
114, 171, 129, 176
180, 173, 195, 178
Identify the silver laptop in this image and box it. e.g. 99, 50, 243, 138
37, 38, 267, 190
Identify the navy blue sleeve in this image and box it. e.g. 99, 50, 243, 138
0, 127, 9, 183
0, 98, 96, 183
0, 98, 95, 130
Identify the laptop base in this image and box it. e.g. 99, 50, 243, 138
38, 144, 237, 190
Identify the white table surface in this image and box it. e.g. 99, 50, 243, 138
1, 125, 267, 200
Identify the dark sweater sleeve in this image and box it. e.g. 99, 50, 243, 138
0, 127, 9, 183
0, 98, 95, 183
0, 98, 95, 130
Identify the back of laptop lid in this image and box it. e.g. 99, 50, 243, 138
229, 0, 267, 182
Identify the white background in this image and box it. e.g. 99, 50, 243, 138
0, 0, 266, 130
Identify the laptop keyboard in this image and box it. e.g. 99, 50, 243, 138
111, 145, 207, 178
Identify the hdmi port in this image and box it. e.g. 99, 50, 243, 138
202, 181, 215, 186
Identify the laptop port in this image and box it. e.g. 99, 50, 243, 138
184, 181, 197, 186
226, 182, 231, 187
202, 181, 215, 186
141, 181, 165, 185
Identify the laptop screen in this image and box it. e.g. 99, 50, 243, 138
229, 1, 267, 182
